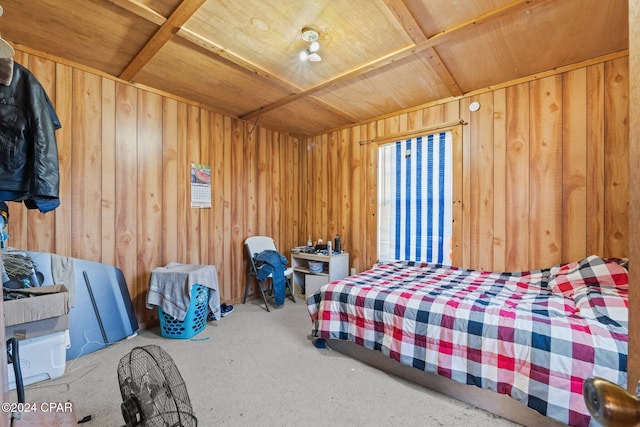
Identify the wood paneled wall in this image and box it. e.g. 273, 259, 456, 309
6, 50, 300, 327
301, 55, 629, 274
627, 0, 640, 393
6, 49, 629, 327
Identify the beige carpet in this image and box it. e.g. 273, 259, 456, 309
12, 296, 521, 426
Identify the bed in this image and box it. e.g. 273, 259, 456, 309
307, 255, 628, 427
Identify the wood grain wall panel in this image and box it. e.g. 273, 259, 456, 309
220, 115, 234, 299
186, 105, 201, 264
242, 123, 256, 242
460, 97, 472, 268
338, 128, 351, 258
423, 103, 445, 129
272, 131, 283, 244
72, 70, 103, 262
299, 138, 309, 247
308, 136, 320, 241
301, 57, 628, 274
505, 83, 530, 271
7, 49, 628, 325
604, 58, 630, 257
407, 109, 422, 131
161, 98, 179, 266
54, 62, 73, 257
254, 129, 266, 236
286, 135, 300, 254
198, 110, 211, 264
586, 63, 606, 256
365, 122, 378, 267
450, 126, 463, 267
319, 133, 329, 241
443, 101, 460, 124
562, 68, 588, 262
327, 132, 338, 239
493, 89, 507, 271
100, 78, 116, 266
349, 125, 364, 271
209, 112, 226, 296
114, 82, 139, 317
627, 0, 640, 392
529, 76, 563, 269
263, 128, 274, 236
27, 57, 56, 253
469, 92, 495, 270
9, 51, 302, 325
304, 139, 313, 242
136, 90, 163, 322
175, 103, 189, 264
384, 115, 401, 137
230, 118, 246, 297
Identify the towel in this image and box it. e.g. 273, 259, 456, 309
51, 254, 75, 307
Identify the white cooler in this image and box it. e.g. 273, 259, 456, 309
7, 330, 70, 390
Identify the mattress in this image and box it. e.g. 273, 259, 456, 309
307, 256, 628, 427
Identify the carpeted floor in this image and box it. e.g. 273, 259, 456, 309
12, 296, 521, 426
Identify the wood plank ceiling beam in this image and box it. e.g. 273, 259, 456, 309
175, 26, 362, 124
107, 0, 167, 26
240, 0, 553, 120
112, 0, 554, 120
118, 0, 206, 83
384, 0, 463, 97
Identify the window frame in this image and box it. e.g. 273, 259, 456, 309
374, 125, 462, 266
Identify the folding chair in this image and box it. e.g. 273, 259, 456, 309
243, 236, 296, 312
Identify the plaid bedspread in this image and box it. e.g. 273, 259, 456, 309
307, 256, 628, 427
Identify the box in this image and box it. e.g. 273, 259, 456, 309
4, 285, 70, 340
7, 330, 70, 390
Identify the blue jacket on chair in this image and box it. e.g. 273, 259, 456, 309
255, 249, 289, 306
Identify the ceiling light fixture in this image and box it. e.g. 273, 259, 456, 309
299, 27, 321, 62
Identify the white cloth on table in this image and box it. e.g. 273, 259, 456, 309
146, 262, 221, 321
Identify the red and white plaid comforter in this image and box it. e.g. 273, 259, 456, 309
307, 256, 628, 427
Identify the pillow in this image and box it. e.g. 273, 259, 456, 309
548, 255, 629, 327
572, 285, 628, 328
548, 255, 628, 298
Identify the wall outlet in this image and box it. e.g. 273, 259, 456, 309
350, 267, 356, 276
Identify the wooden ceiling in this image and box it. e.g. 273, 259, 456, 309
0, 0, 628, 136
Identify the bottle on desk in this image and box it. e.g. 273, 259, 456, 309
327, 240, 332, 255
334, 234, 341, 253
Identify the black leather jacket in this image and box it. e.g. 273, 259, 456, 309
0, 61, 61, 212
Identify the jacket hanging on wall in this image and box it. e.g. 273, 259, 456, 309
0, 59, 61, 213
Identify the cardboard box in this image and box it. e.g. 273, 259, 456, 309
4, 285, 70, 340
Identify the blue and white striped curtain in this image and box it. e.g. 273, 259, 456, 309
378, 132, 453, 264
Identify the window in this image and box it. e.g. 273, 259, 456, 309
378, 131, 453, 264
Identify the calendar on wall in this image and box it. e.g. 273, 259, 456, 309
190, 163, 211, 208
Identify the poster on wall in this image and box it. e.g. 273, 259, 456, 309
190, 163, 211, 208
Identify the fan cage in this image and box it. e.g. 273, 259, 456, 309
118, 345, 196, 427
158, 284, 209, 339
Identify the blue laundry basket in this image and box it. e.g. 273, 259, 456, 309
158, 284, 209, 339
